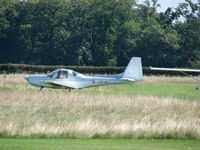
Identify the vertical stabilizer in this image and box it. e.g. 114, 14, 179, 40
122, 57, 143, 81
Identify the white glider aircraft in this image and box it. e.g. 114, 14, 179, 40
25, 57, 143, 91
150, 66, 200, 89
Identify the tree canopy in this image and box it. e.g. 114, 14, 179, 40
0, 0, 199, 67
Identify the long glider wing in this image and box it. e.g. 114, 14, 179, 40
150, 67, 200, 72
43, 80, 86, 89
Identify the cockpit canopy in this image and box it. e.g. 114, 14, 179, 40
48, 69, 79, 79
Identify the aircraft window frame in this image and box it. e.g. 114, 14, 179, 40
48, 70, 69, 79
61, 71, 68, 78
56, 70, 68, 79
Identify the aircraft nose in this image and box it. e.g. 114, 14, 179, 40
25, 75, 29, 81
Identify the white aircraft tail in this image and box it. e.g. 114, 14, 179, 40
121, 57, 143, 81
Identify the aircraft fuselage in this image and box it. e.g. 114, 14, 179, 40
25, 74, 134, 89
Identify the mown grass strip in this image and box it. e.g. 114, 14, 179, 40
0, 138, 199, 150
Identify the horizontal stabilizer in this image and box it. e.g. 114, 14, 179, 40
120, 78, 135, 82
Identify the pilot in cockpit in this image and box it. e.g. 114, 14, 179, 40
56, 70, 68, 79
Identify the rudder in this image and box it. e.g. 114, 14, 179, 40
122, 57, 143, 81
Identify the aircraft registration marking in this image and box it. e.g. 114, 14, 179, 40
92, 80, 108, 84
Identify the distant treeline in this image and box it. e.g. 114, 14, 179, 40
1, 63, 199, 76
0, 0, 200, 68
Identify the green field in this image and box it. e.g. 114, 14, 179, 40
0, 138, 199, 150
1, 83, 199, 100
0, 74, 200, 149
79, 83, 200, 101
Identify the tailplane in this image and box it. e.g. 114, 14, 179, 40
121, 57, 143, 81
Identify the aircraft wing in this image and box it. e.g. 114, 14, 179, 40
43, 80, 86, 89
150, 67, 200, 72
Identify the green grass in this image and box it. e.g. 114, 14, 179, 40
79, 84, 200, 101
0, 138, 199, 150
1, 83, 199, 101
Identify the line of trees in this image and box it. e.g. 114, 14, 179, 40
0, 0, 200, 67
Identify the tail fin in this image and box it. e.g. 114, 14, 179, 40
121, 57, 143, 81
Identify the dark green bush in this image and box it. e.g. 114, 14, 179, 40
0, 64, 124, 74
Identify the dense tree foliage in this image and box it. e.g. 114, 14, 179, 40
0, 0, 199, 67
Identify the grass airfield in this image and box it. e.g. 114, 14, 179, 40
0, 138, 199, 150
0, 74, 200, 150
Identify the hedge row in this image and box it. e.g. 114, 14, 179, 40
0, 64, 199, 76
0, 64, 124, 74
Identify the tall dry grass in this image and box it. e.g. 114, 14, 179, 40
0, 90, 200, 138
0, 74, 29, 89
0, 74, 200, 139
144, 75, 198, 85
